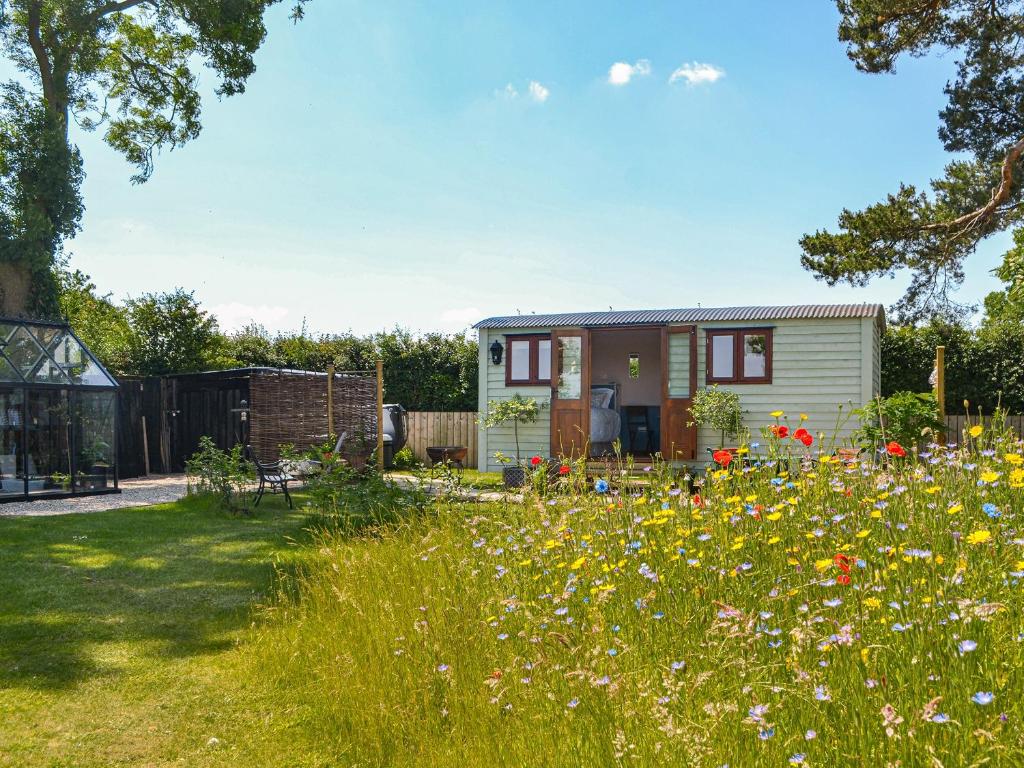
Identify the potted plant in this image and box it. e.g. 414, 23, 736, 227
82, 437, 112, 489
482, 394, 544, 488
688, 385, 743, 449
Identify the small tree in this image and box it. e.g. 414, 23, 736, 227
689, 386, 743, 449
482, 394, 542, 465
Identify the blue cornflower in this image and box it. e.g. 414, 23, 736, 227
958, 639, 978, 654
789, 755, 805, 765
758, 728, 775, 740
670, 660, 685, 671
983, 503, 1001, 518
594, 478, 610, 493
972, 691, 994, 705
932, 713, 950, 723
567, 698, 579, 709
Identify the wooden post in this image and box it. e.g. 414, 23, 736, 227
141, 416, 151, 477
376, 359, 385, 472
936, 346, 946, 440
326, 363, 335, 437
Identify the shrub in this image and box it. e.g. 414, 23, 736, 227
185, 436, 253, 513
854, 391, 945, 450
482, 394, 543, 465
392, 446, 420, 470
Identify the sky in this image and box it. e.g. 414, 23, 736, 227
21, 1, 1015, 335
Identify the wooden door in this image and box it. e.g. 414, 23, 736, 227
549, 329, 590, 458
661, 325, 697, 460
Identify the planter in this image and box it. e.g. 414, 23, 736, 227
502, 465, 526, 489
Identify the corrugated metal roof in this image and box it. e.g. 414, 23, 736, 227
474, 303, 885, 330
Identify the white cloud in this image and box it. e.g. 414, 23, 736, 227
528, 80, 550, 103
607, 59, 651, 86
210, 302, 290, 333
439, 307, 483, 331
668, 62, 725, 86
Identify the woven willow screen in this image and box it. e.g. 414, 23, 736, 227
248, 369, 378, 460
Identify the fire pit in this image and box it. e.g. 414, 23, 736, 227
426, 445, 468, 468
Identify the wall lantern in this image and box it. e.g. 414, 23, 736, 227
489, 339, 504, 365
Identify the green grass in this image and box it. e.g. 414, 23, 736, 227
247, 425, 1024, 766
5, 423, 1024, 766
0, 493, 317, 768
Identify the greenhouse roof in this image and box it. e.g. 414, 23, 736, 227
0, 318, 117, 388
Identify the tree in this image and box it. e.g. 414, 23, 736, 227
982, 227, 1024, 325
0, 0, 309, 318
54, 259, 131, 369
801, 1, 1024, 321
122, 288, 225, 375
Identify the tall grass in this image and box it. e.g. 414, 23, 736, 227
250, 417, 1024, 766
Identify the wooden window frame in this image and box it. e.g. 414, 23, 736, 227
505, 334, 552, 386
706, 328, 773, 385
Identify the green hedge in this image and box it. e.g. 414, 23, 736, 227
881, 321, 1024, 413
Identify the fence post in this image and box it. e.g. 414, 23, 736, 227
326, 363, 335, 437
376, 359, 385, 472
935, 346, 946, 441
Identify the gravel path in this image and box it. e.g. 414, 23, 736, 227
0, 475, 190, 517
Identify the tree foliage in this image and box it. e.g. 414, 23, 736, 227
802, 1, 1024, 321
0, 0, 309, 316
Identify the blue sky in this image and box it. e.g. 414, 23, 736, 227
35, 1, 1013, 334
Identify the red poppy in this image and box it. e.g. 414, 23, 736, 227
771, 425, 789, 439
798, 433, 813, 447
886, 441, 906, 458
712, 449, 733, 467
530, 455, 543, 466
836, 573, 851, 586
834, 553, 853, 573
692, 493, 703, 508
558, 464, 571, 475
793, 427, 810, 440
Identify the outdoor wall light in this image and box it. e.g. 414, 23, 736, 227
489, 340, 504, 365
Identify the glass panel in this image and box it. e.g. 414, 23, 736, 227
75, 391, 115, 491
0, 389, 25, 498
668, 333, 691, 398
628, 353, 640, 379
0, 352, 23, 383
537, 339, 552, 381
4, 326, 48, 381
509, 340, 531, 381
25, 389, 71, 495
743, 333, 767, 378
711, 334, 734, 379
557, 336, 583, 399
47, 332, 115, 386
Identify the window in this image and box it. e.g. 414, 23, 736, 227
706, 328, 772, 384
505, 334, 552, 386
628, 353, 640, 379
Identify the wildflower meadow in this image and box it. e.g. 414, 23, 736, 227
252, 414, 1024, 766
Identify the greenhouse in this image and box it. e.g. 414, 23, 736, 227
0, 318, 119, 502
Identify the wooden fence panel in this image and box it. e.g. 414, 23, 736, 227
945, 414, 1024, 439
406, 412, 478, 466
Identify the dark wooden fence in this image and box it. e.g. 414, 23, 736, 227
116, 367, 378, 478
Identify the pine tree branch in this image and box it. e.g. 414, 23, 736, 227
924, 134, 1024, 234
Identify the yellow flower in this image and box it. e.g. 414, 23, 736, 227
925, 486, 942, 495
966, 529, 992, 545
1004, 453, 1023, 466
980, 470, 1000, 484
863, 598, 881, 610
570, 556, 586, 569
969, 425, 984, 438
770, 410, 784, 418
767, 536, 781, 544
800, 413, 808, 421
815, 558, 833, 572
766, 511, 782, 522
947, 504, 962, 515
856, 529, 870, 538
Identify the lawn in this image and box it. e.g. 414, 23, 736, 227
3, 420, 1023, 766
0, 493, 317, 767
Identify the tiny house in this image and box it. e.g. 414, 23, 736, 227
474, 304, 884, 471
